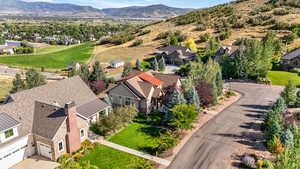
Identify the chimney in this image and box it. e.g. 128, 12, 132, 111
65, 101, 81, 153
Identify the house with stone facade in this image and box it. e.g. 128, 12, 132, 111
281, 48, 300, 70
0, 76, 110, 169
107, 71, 181, 113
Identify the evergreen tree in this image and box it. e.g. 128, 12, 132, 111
215, 69, 224, 96
78, 64, 90, 82
168, 89, 187, 109
135, 59, 142, 70
25, 69, 46, 89
10, 74, 25, 94
89, 61, 105, 82
169, 36, 178, 46
158, 57, 166, 71
295, 90, 300, 107
122, 62, 133, 77
153, 58, 159, 71
281, 80, 297, 107
185, 86, 201, 110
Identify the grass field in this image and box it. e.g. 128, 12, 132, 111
34, 45, 71, 54
268, 71, 300, 86
94, 46, 155, 63
108, 123, 165, 155
79, 145, 150, 169
0, 42, 95, 70
0, 78, 12, 99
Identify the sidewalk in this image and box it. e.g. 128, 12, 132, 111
92, 139, 171, 166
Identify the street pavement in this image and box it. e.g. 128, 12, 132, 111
168, 82, 283, 169
0, 65, 65, 80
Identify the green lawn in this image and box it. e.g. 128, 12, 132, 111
267, 71, 300, 86
34, 45, 70, 54
0, 42, 95, 70
108, 123, 165, 155
79, 145, 150, 169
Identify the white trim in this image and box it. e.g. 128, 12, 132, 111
58, 140, 64, 152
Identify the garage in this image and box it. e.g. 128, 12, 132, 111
0, 136, 29, 169
37, 142, 52, 160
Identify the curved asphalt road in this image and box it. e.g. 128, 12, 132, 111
168, 82, 283, 169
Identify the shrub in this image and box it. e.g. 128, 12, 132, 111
241, 155, 255, 168
138, 30, 151, 36
131, 39, 143, 47
194, 24, 207, 31
281, 80, 297, 107
199, 33, 211, 42
225, 90, 236, 98
273, 9, 289, 15
267, 136, 283, 154
262, 160, 272, 168
196, 81, 215, 107
257, 160, 263, 169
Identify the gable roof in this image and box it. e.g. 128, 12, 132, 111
0, 76, 108, 139
77, 99, 110, 119
138, 72, 163, 86
157, 45, 196, 58
282, 48, 300, 60
32, 101, 67, 140
0, 113, 20, 132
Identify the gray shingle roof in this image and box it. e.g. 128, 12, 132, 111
77, 99, 110, 118
0, 113, 20, 132
0, 76, 102, 139
157, 45, 196, 57
32, 102, 67, 140
282, 48, 300, 60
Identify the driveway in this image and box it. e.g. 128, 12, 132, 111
168, 82, 283, 169
10, 156, 59, 169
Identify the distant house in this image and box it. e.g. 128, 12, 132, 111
214, 45, 239, 62
281, 48, 300, 70
66, 62, 81, 71
0, 45, 15, 55
32, 34, 42, 41
107, 71, 181, 113
155, 45, 196, 65
110, 59, 125, 68
0, 77, 110, 168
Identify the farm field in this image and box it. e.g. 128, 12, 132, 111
34, 45, 72, 54
94, 45, 155, 63
267, 71, 300, 87
0, 42, 95, 70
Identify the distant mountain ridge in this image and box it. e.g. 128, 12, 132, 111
0, 0, 194, 19
103, 4, 194, 19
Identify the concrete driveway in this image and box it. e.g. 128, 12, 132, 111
168, 82, 283, 169
10, 156, 59, 169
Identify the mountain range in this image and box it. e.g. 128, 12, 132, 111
0, 0, 194, 19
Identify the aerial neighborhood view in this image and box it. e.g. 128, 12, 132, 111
2, 0, 300, 169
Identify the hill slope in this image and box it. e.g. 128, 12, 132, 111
103, 4, 194, 19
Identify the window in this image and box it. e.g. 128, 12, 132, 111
58, 141, 64, 152
80, 129, 85, 139
4, 129, 14, 139
125, 97, 131, 105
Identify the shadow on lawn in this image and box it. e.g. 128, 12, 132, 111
138, 126, 165, 138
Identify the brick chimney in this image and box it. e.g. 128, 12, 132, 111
65, 101, 81, 153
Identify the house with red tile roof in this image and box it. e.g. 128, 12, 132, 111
107, 71, 181, 113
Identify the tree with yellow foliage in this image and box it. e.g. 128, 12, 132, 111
185, 38, 197, 52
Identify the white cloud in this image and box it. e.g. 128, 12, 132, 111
23, 0, 55, 2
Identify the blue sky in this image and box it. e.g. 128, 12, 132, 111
24, 0, 234, 9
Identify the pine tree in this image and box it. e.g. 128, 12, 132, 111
153, 58, 159, 71
168, 89, 186, 109
122, 62, 133, 77
25, 69, 46, 89
78, 64, 90, 82
89, 61, 105, 82
215, 69, 224, 96
185, 86, 201, 110
281, 79, 297, 107
158, 57, 166, 71
135, 59, 141, 70
10, 74, 25, 93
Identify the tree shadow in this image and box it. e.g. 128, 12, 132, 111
139, 126, 165, 138
239, 122, 262, 132
240, 104, 271, 110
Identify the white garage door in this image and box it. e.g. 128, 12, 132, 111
0, 136, 29, 169
37, 142, 52, 160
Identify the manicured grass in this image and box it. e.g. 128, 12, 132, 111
108, 123, 165, 155
34, 45, 70, 54
79, 145, 150, 169
0, 78, 12, 99
0, 42, 95, 69
267, 71, 300, 86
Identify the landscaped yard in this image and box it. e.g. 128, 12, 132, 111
0, 78, 12, 99
0, 42, 95, 70
108, 122, 165, 155
79, 145, 151, 169
267, 71, 300, 86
